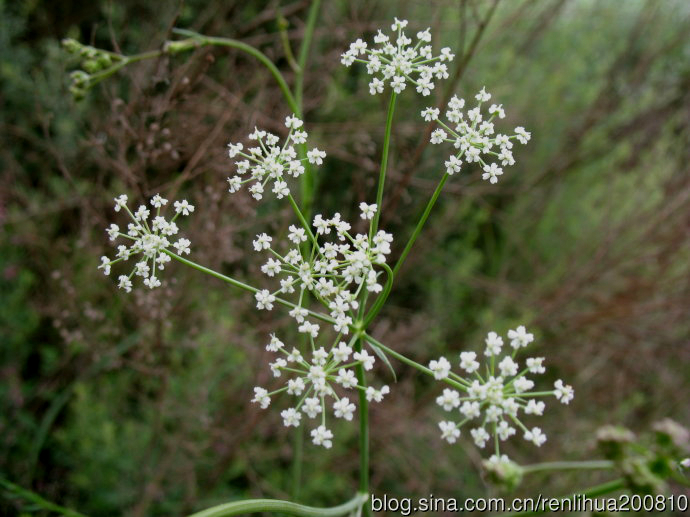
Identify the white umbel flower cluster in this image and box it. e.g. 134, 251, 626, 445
226, 115, 326, 201
253, 205, 392, 338
252, 334, 390, 448
423, 88, 530, 183
341, 18, 454, 96
98, 194, 194, 291
431, 326, 573, 459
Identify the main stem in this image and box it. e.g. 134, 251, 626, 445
354, 336, 370, 517
370, 93, 397, 238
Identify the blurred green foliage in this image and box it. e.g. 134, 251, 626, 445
1, 0, 689, 515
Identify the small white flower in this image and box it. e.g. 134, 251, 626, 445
98, 256, 111, 276
436, 388, 461, 411
307, 148, 326, 165
302, 397, 322, 418
475, 87, 491, 102
114, 194, 128, 212
173, 238, 191, 255
332, 341, 352, 363
439, 421, 461, 444
173, 200, 195, 216
106, 224, 119, 241
336, 369, 357, 388
285, 115, 303, 129
255, 289, 276, 310
117, 275, 132, 293
151, 194, 168, 208
266, 334, 284, 352
430, 128, 447, 144
508, 325, 534, 349
482, 162, 503, 184
227, 142, 243, 158
421, 107, 439, 121
498, 356, 518, 377
484, 331, 503, 356
471, 427, 490, 448
288, 225, 307, 244
354, 350, 375, 371
525, 400, 545, 415
459, 351, 480, 373
391, 75, 406, 94
497, 421, 516, 441
526, 357, 545, 374
554, 379, 574, 404
429, 356, 451, 380
281, 407, 302, 427
513, 376, 535, 393
515, 126, 531, 144
287, 378, 305, 396
311, 425, 333, 449
333, 398, 356, 421
460, 401, 481, 419
253, 233, 272, 251
252, 387, 270, 409
444, 155, 462, 175
365, 385, 390, 402
359, 202, 377, 220
524, 427, 547, 446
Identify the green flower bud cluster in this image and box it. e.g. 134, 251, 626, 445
61, 38, 124, 100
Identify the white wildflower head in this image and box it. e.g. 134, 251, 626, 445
431, 326, 573, 460
252, 333, 389, 448
226, 116, 325, 201
99, 194, 194, 291
341, 18, 454, 97
251, 210, 393, 337
424, 88, 530, 182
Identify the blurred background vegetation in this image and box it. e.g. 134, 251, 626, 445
1, 0, 689, 515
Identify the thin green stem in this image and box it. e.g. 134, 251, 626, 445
370, 92, 397, 239
291, 425, 304, 501
164, 250, 335, 325
362, 263, 394, 327
521, 460, 614, 474
507, 479, 626, 516
362, 333, 467, 391
171, 28, 299, 114
188, 492, 368, 517
295, 0, 321, 114
354, 337, 370, 517
295, 0, 321, 221
0, 477, 87, 517
393, 172, 449, 277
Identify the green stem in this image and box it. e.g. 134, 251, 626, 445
362, 333, 466, 392
188, 492, 368, 517
362, 263, 394, 327
0, 477, 87, 517
370, 92, 397, 238
295, 0, 321, 114
295, 0, 321, 221
164, 250, 335, 325
508, 479, 626, 516
521, 460, 614, 474
393, 172, 449, 277
171, 28, 299, 114
354, 337, 370, 517
291, 425, 304, 501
